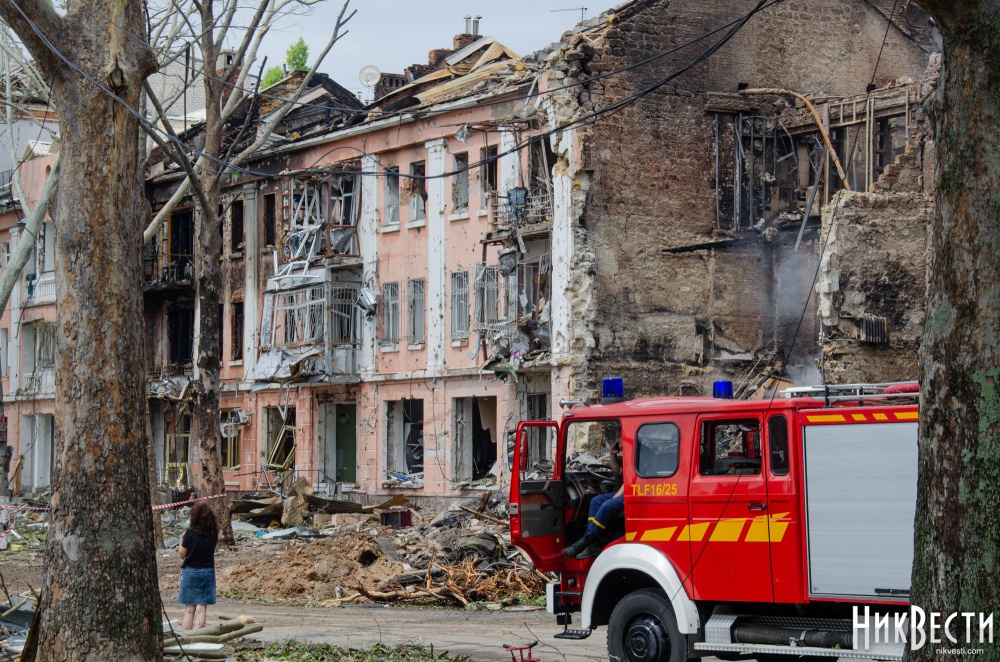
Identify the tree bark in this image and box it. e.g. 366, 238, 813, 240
0, 0, 160, 657
194, 1, 234, 546
910, 3, 1000, 661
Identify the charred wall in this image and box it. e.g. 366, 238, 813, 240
551, 0, 935, 397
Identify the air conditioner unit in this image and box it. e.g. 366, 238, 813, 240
357, 286, 379, 317
232, 407, 249, 425
220, 421, 238, 438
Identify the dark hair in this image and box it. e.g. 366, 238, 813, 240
189, 502, 218, 539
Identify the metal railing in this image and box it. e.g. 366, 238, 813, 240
491, 191, 553, 229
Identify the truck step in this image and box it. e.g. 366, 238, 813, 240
554, 628, 591, 640
693, 642, 901, 661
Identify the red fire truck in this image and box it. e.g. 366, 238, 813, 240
509, 379, 919, 662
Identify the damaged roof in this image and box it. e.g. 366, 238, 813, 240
369, 36, 536, 114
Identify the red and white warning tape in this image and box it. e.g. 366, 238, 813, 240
151, 493, 227, 511
0, 492, 227, 514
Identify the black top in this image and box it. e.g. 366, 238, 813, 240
182, 529, 218, 569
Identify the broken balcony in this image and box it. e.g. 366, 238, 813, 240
474, 241, 551, 372
279, 173, 360, 277
255, 269, 362, 384
489, 187, 553, 231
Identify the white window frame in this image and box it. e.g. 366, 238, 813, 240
381, 282, 399, 345
409, 162, 426, 225
407, 278, 426, 345
450, 271, 470, 340
274, 286, 325, 347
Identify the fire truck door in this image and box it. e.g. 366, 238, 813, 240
510, 421, 564, 570
688, 417, 774, 602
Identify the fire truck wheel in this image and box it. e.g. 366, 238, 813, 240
607, 588, 686, 662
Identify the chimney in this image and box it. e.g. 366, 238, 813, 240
464, 15, 471, 34
472, 15, 481, 36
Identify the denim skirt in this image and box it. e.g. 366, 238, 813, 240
178, 566, 217, 605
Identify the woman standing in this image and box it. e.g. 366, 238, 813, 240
178, 501, 219, 630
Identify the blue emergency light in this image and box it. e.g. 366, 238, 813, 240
713, 380, 734, 399
602, 377, 625, 404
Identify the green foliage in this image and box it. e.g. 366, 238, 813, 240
286, 38, 309, 71
235, 639, 472, 661
261, 66, 284, 89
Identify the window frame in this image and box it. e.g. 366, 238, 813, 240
220, 409, 242, 471
450, 270, 470, 340
698, 417, 763, 477
384, 166, 400, 226
381, 281, 400, 344
768, 415, 789, 476
634, 422, 681, 479
407, 278, 426, 345
452, 152, 469, 212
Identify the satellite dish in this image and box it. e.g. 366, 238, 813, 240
359, 65, 381, 88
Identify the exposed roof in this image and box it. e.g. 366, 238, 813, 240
371, 37, 535, 114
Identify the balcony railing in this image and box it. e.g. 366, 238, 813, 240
143, 253, 194, 288
491, 190, 553, 230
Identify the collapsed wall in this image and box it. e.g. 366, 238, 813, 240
544, 0, 937, 398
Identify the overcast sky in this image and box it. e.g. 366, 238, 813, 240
250, 0, 622, 101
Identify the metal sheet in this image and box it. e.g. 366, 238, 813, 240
803, 422, 917, 599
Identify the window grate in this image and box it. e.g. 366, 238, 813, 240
450, 271, 470, 340
381, 282, 399, 344
275, 286, 325, 345
407, 278, 426, 345
330, 285, 361, 345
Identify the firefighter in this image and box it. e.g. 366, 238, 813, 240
562, 434, 624, 560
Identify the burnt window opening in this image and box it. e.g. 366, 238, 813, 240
264, 193, 277, 246
384, 167, 400, 226
287, 178, 329, 261
168, 304, 195, 365
386, 399, 423, 479
264, 406, 295, 470
452, 153, 469, 212
453, 396, 497, 483
528, 140, 555, 201
231, 300, 244, 361
875, 116, 905, 172
408, 162, 426, 223
480, 145, 498, 195
168, 209, 195, 281
231, 199, 245, 253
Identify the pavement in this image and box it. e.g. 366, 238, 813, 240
164, 598, 609, 661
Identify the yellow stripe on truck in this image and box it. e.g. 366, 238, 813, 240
709, 518, 745, 542
678, 523, 710, 542
640, 527, 677, 542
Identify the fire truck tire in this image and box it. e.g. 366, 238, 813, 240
607, 588, 686, 662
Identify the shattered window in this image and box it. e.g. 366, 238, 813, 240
407, 278, 425, 345
264, 407, 295, 471
35, 323, 55, 369
474, 265, 516, 337
385, 399, 423, 480
168, 209, 195, 282
275, 286, 324, 346
452, 396, 497, 484
287, 178, 328, 260
166, 413, 191, 489
564, 419, 622, 482
231, 300, 244, 361
380, 282, 399, 344
220, 409, 242, 470
409, 162, 426, 223
330, 284, 361, 345
264, 193, 277, 246
517, 246, 551, 351
452, 153, 469, 212
230, 199, 244, 253
481, 145, 498, 196
168, 304, 195, 365
384, 167, 400, 226
329, 175, 359, 255
450, 271, 470, 340
700, 419, 761, 477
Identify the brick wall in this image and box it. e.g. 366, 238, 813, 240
556, 0, 935, 397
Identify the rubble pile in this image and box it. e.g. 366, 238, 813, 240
218, 491, 549, 608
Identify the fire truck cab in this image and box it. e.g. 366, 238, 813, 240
509, 380, 919, 662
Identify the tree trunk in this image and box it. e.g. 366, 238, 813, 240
0, 0, 161, 656
195, 8, 234, 546
910, 3, 1000, 661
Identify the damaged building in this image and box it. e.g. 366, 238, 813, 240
537, 0, 938, 401
3, 2, 941, 500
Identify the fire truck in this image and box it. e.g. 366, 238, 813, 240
509, 379, 919, 662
